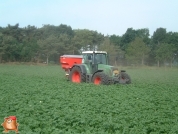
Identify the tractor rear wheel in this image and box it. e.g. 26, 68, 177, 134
118, 72, 131, 84
92, 72, 109, 85
69, 66, 85, 83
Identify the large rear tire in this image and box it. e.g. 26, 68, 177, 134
92, 72, 109, 85
118, 72, 131, 84
69, 66, 86, 83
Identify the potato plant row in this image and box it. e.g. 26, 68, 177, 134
0, 65, 178, 134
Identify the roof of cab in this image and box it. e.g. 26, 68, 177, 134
82, 51, 107, 54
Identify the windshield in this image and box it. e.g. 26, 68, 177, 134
95, 53, 107, 64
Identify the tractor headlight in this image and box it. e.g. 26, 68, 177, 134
113, 69, 119, 77
111, 67, 119, 77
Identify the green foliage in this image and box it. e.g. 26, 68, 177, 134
152, 28, 167, 44
109, 34, 121, 46
37, 35, 60, 64
98, 37, 123, 65
0, 23, 177, 66
0, 65, 178, 133
41, 24, 74, 39
72, 29, 104, 52
155, 43, 176, 66
166, 32, 178, 51
126, 37, 150, 65
120, 28, 150, 51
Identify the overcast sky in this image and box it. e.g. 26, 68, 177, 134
0, 0, 177, 36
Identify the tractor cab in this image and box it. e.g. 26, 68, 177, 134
82, 51, 108, 65
82, 51, 108, 73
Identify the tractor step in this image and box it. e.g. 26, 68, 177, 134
86, 74, 92, 83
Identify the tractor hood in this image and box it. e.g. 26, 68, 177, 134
98, 64, 119, 77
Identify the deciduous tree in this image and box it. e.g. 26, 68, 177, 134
98, 37, 123, 65
126, 37, 150, 65
155, 43, 176, 67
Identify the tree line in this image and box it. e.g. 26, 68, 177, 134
0, 23, 178, 67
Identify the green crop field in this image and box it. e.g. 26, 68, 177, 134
0, 64, 178, 134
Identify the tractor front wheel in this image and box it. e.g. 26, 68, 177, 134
92, 72, 109, 85
69, 66, 85, 83
118, 72, 131, 84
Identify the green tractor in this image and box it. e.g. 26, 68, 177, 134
60, 51, 131, 85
